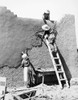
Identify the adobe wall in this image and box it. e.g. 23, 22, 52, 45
56, 15, 78, 78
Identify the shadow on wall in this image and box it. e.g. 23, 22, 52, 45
58, 48, 72, 85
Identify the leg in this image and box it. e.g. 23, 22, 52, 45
44, 34, 48, 39
49, 43, 55, 51
54, 43, 57, 52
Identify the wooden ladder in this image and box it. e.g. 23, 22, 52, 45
45, 39, 69, 88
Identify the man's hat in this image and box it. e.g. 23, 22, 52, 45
42, 24, 50, 31
44, 10, 50, 14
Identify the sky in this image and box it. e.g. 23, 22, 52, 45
0, 0, 78, 47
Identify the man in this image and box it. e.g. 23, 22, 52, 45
43, 10, 50, 20
42, 10, 50, 23
42, 24, 57, 52
41, 24, 51, 39
42, 10, 57, 32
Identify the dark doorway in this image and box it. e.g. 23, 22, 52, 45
35, 71, 58, 86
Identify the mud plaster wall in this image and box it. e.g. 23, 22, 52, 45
56, 15, 78, 79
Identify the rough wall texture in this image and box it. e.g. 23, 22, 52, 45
56, 15, 78, 78
0, 7, 43, 68
0, 7, 77, 87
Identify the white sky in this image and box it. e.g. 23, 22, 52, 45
0, 0, 78, 48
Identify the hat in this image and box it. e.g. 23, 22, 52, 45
44, 10, 50, 14
42, 24, 50, 31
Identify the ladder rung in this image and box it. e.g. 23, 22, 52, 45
60, 79, 66, 81
58, 71, 64, 73
52, 52, 57, 57
56, 64, 61, 66
53, 57, 58, 59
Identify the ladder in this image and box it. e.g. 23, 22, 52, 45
45, 39, 69, 88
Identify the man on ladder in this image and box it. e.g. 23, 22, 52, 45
42, 10, 56, 30
41, 24, 57, 52
42, 10, 57, 51
42, 10, 50, 23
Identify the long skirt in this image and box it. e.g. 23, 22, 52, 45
24, 67, 28, 83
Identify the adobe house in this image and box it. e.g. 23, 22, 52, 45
29, 15, 78, 86
0, 7, 77, 87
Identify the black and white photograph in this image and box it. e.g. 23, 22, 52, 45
0, 0, 78, 100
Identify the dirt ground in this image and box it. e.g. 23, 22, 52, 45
6, 84, 78, 100
31, 84, 78, 100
